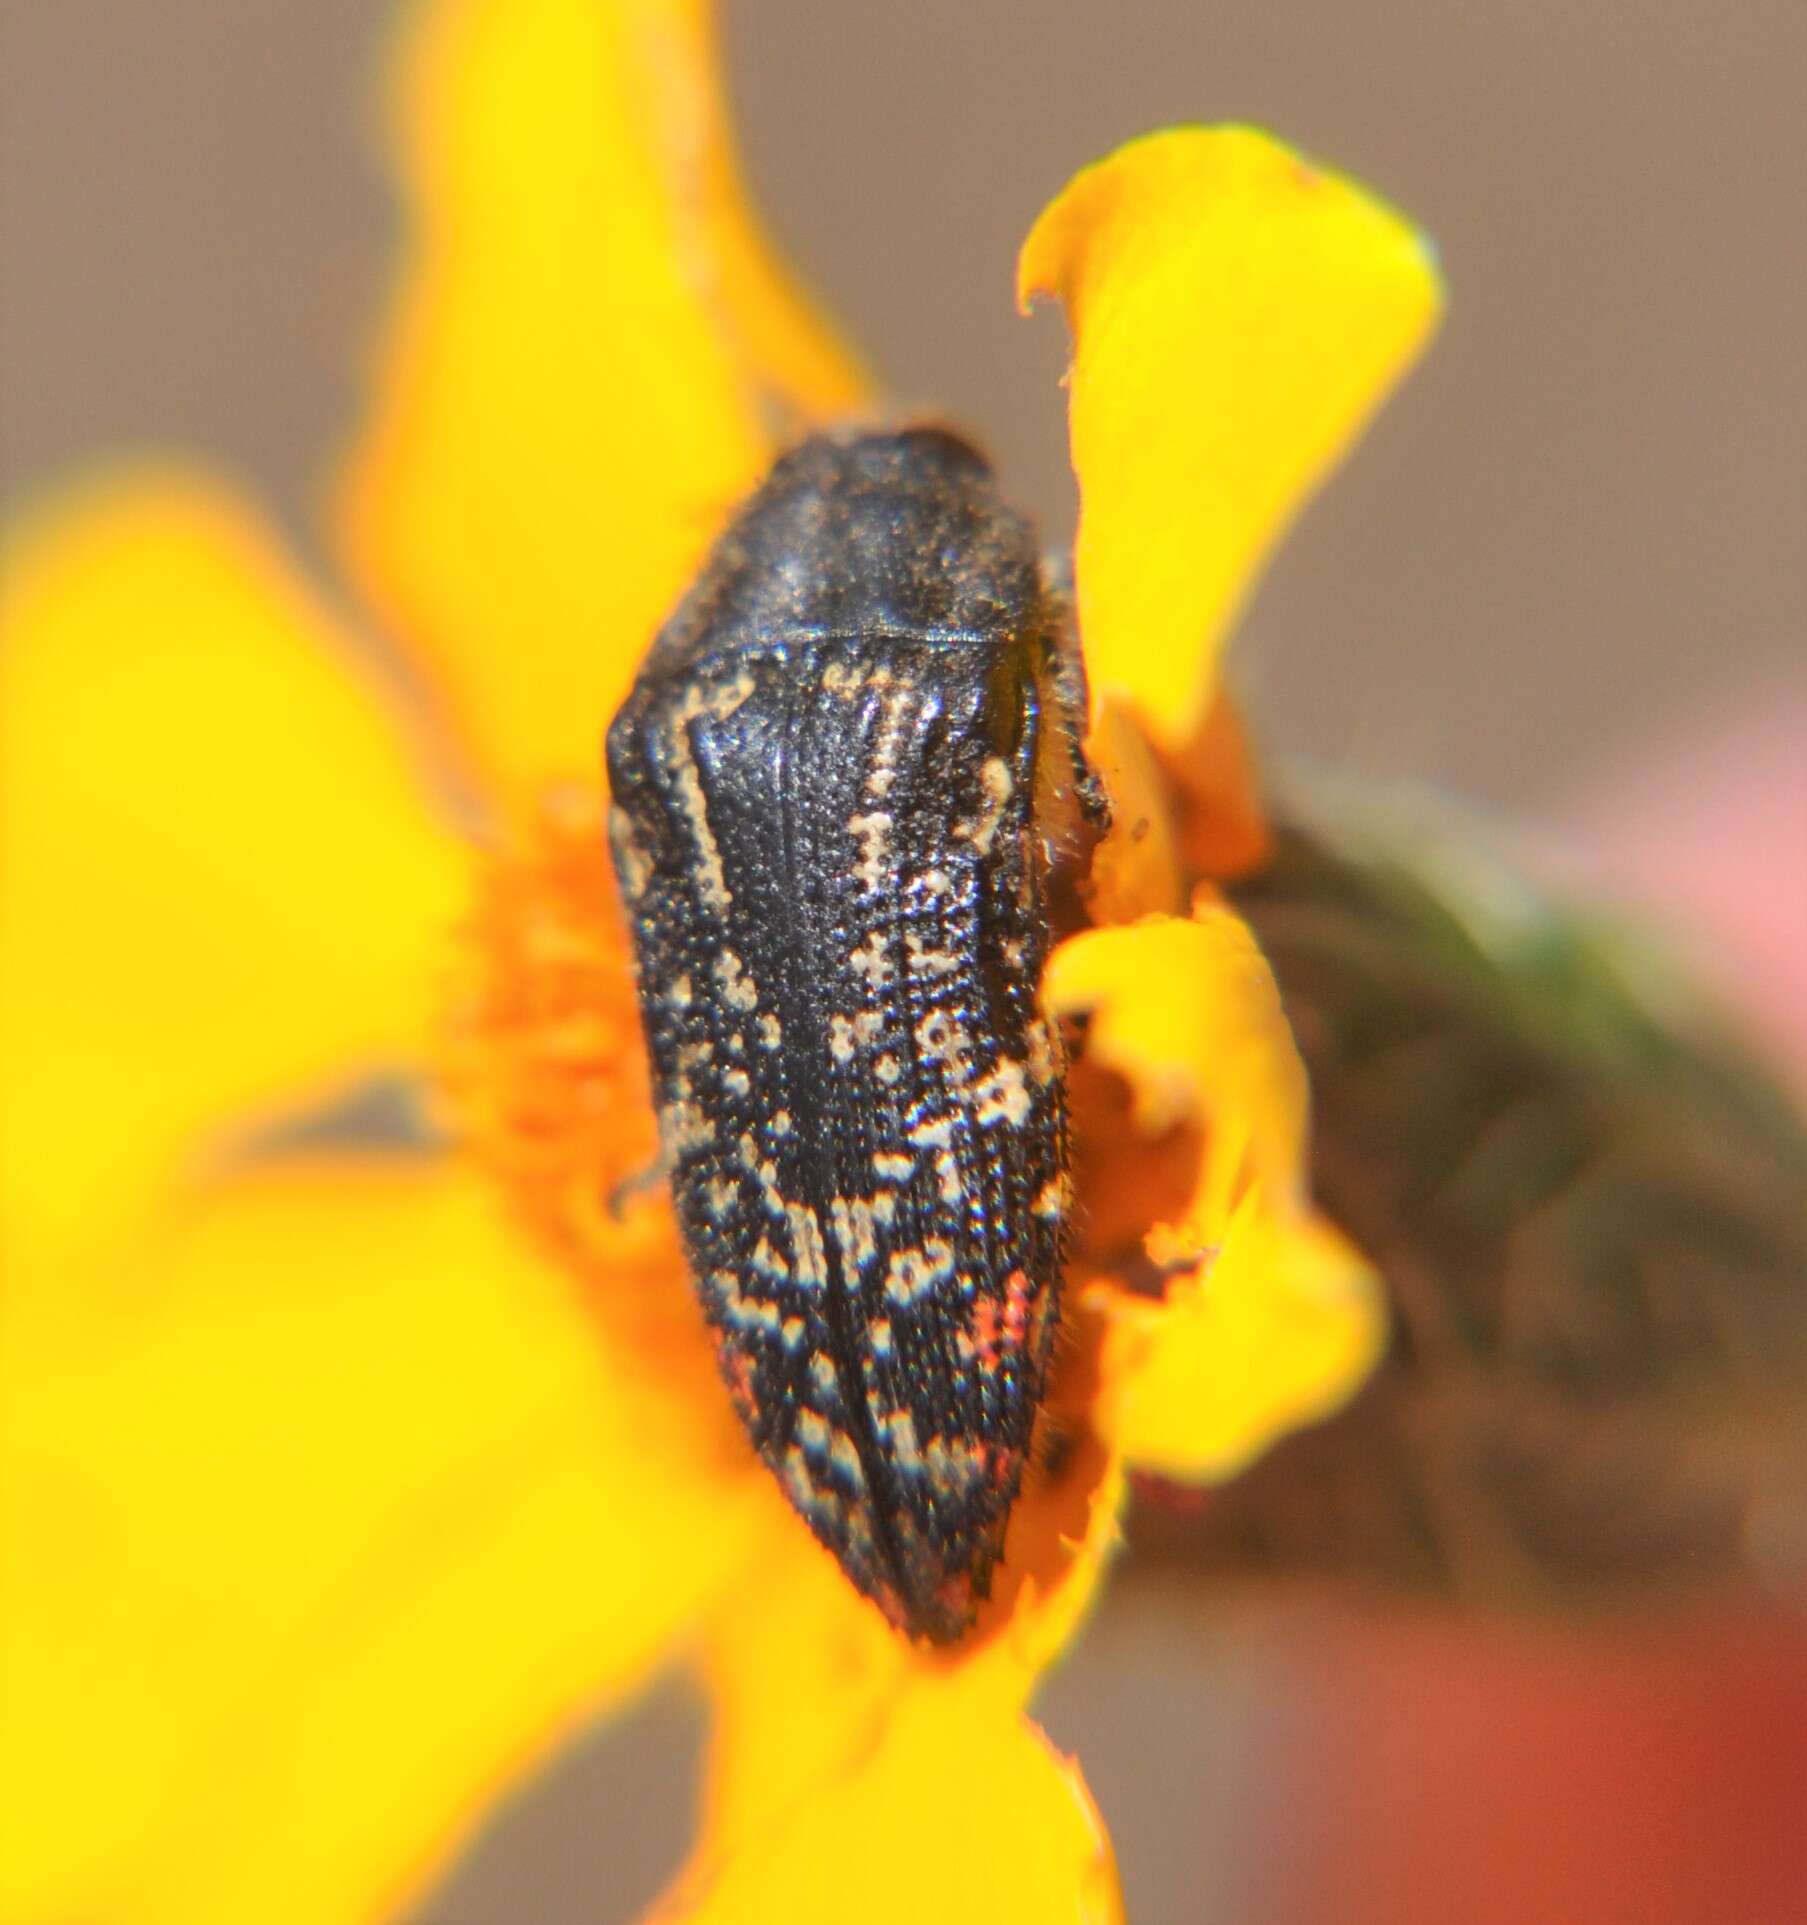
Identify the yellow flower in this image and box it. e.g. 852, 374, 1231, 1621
0, 3, 1441, 1920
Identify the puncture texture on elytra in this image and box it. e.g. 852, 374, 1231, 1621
606, 427, 1103, 1642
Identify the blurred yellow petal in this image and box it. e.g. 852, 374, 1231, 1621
0, 472, 463, 1278
337, 0, 869, 797
1047, 904, 1386, 1479
662, 1399, 1126, 1924
1094, 1196, 1383, 1482
0, 1158, 760, 1925
1019, 124, 1443, 743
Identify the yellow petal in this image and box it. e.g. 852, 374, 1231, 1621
1081, 692, 1187, 925
663, 1678, 1120, 1925
660, 1403, 1126, 1925
0, 1158, 761, 1925
1175, 688, 1272, 881
1045, 904, 1387, 1479
1092, 1195, 1383, 1481
336, 0, 869, 798
1044, 902, 1307, 1202
1019, 125, 1443, 744
0, 472, 463, 1278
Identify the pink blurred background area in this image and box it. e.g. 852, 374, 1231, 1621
3, 3, 1802, 1921
1564, 688, 1807, 1081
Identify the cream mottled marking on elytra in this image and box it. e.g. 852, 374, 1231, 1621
709, 1268, 780, 1335
847, 1508, 876, 1559
668, 973, 694, 1010
809, 1352, 839, 1400
780, 1444, 872, 1555
913, 867, 955, 902
915, 1009, 976, 1085
752, 1237, 789, 1280
907, 1114, 958, 1150
824, 658, 890, 700
660, 1097, 714, 1153
704, 1175, 737, 1220
1033, 1176, 1069, 1220
848, 810, 895, 894
713, 949, 759, 1011
708, 668, 755, 718
848, 930, 893, 988
609, 806, 653, 901
935, 1149, 963, 1203
874, 1053, 902, 1086
829, 1193, 896, 1276
737, 1130, 817, 1283
661, 676, 752, 916
829, 1010, 883, 1065
727, 1031, 745, 1055
830, 1431, 864, 1486
779, 1444, 816, 1511
723, 1067, 752, 1097
770, 1109, 793, 1136
904, 931, 962, 977
729, 1296, 782, 1335
884, 1238, 955, 1305
1001, 936, 1027, 972
1026, 1018, 1059, 1087
665, 743, 725, 910
864, 679, 911, 801
870, 1318, 894, 1358
872, 1151, 914, 1182
675, 1039, 714, 1071
787, 1203, 830, 1290
955, 756, 1013, 855
922, 1433, 989, 1495
757, 1012, 782, 1049
878, 1406, 922, 1468
781, 1315, 807, 1352
971, 1056, 1031, 1128
796, 1409, 831, 1454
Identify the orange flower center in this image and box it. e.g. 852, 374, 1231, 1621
440, 780, 732, 1436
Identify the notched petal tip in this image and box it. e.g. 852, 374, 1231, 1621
1019, 122, 1444, 746
1045, 903, 1307, 1192
1090, 1199, 1385, 1484
1046, 903, 1387, 1481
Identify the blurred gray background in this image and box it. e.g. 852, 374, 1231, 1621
4, 1, 1804, 813
4, 3, 1803, 1921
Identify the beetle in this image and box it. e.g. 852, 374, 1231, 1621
606, 426, 1102, 1641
